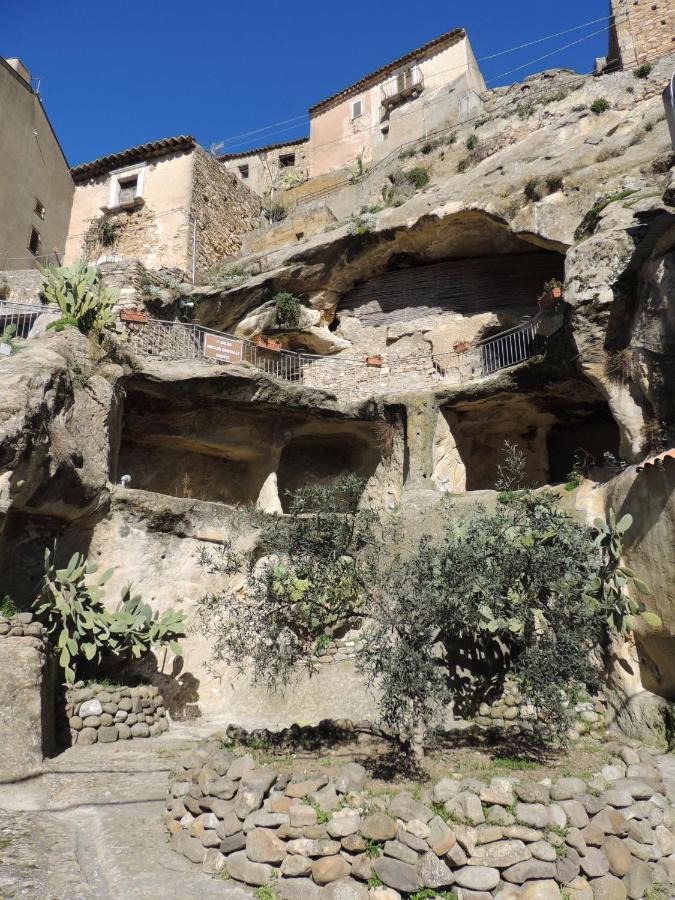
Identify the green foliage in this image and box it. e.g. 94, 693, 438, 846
404, 167, 430, 189
0, 595, 17, 618
198, 448, 655, 757
39, 261, 117, 334
254, 885, 278, 900
197, 475, 374, 689
445, 132, 458, 146
263, 200, 287, 223
516, 99, 537, 119
590, 98, 610, 115
633, 63, 652, 79
574, 191, 636, 241
363, 836, 383, 858
367, 873, 383, 888
410, 890, 457, 900
346, 212, 377, 235
466, 134, 478, 151
96, 216, 119, 247
0, 323, 18, 353
35, 548, 185, 683
274, 291, 301, 328
564, 451, 587, 492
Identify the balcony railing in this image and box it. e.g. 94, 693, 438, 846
381, 66, 424, 108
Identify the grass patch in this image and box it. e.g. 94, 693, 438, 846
0, 595, 17, 618
590, 97, 610, 115
574, 190, 636, 240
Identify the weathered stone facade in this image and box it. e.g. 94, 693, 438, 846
189, 147, 263, 278
607, 0, 675, 70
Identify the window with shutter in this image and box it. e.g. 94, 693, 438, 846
351, 99, 362, 119
118, 176, 138, 204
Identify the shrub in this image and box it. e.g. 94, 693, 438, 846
641, 418, 668, 455
1, 595, 17, 618
605, 348, 639, 385
466, 133, 478, 151
0, 279, 9, 300
39, 261, 117, 334
633, 63, 652, 79
0, 324, 18, 354
590, 98, 610, 115
346, 212, 377, 235
274, 291, 301, 328
404, 167, 430, 189
524, 179, 543, 202
263, 201, 287, 223
445, 132, 458, 146
516, 99, 537, 119
35, 548, 185, 683
196, 450, 656, 761
574, 190, 636, 241
96, 216, 119, 247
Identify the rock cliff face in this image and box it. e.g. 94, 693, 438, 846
0, 55, 673, 734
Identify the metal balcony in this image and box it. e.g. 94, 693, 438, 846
381, 66, 424, 109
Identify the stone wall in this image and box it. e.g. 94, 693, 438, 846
189, 148, 263, 279
64, 681, 169, 745
166, 741, 675, 898
0, 611, 53, 780
0, 268, 44, 304
608, 0, 674, 69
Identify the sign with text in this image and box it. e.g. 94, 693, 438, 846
203, 333, 244, 364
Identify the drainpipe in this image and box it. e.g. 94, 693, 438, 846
190, 215, 197, 284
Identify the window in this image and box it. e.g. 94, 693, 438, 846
279, 153, 295, 168
238, 164, 249, 179
28, 227, 41, 255
34, 198, 45, 219
118, 176, 138, 205
107, 164, 145, 210
351, 98, 363, 119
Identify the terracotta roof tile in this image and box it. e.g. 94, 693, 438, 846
217, 136, 309, 162
71, 135, 196, 182
309, 27, 465, 115
636, 448, 675, 471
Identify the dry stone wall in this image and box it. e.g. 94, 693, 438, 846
65, 681, 169, 745
166, 741, 675, 898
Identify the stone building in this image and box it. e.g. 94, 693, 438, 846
606, 0, 674, 71
0, 57, 74, 270
219, 137, 309, 198
222, 27, 485, 192
65, 136, 262, 278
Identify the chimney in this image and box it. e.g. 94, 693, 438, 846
5, 58, 31, 85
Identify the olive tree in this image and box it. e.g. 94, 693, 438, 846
197, 466, 656, 760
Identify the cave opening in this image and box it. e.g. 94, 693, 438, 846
276, 432, 381, 512
435, 386, 620, 492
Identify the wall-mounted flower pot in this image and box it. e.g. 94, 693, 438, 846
366, 355, 384, 367
550, 286, 562, 299
119, 309, 149, 324
453, 341, 471, 353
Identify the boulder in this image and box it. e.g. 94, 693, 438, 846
417, 850, 454, 888
226, 850, 272, 885
373, 857, 420, 893
326, 810, 361, 838
334, 763, 367, 794
388, 793, 433, 824
516, 803, 550, 829
502, 860, 558, 883
601, 836, 632, 876
551, 778, 587, 801
433, 777, 461, 803
246, 828, 287, 864
312, 856, 351, 885
453, 866, 500, 891
281, 855, 313, 877
468, 839, 530, 868
383, 841, 418, 866
202, 849, 226, 875
360, 813, 397, 842
579, 848, 610, 878
286, 838, 340, 857
322, 877, 369, 900
589, 873, 627, 900
521, 881, 563, 900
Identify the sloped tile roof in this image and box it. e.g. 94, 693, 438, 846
309, 27, 465, 115
218, 136, 309, 162
71, 135, 196, 182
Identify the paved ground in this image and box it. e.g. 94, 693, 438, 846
0, 722, 249, 899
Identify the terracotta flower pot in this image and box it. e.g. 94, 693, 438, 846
551, 286, 562, 299
453, 341, 471, 353
366, 355, 384, 367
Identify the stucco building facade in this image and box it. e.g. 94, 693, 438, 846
0, 57, 74, 270
66, 137, 262, 278
222, 27, 486, 193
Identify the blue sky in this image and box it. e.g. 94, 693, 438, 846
4, 0, 611, 166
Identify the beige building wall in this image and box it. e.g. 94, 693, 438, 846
308, 35, 485, 178
221, 140, 309, 198
65, 149, 194, 270
0, 57, 73, 270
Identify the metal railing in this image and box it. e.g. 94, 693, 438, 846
381, 66, 424, 106
124, 306, 564, 392
0, 300, 60, 346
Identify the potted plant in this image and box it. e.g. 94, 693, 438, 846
366, 354, 384, 367
453, 340, 472, 353
540, 278, 563, 305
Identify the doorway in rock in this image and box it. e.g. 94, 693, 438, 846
276, 431, 381, 512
